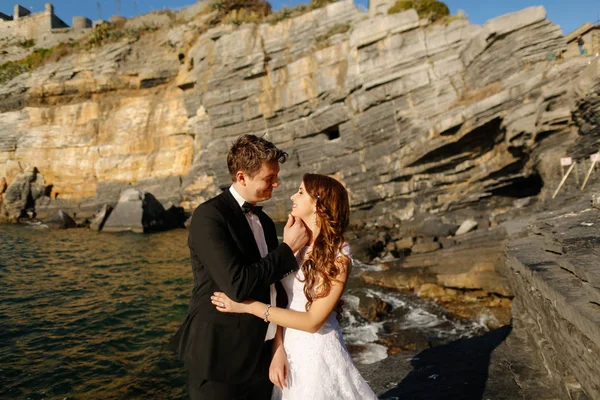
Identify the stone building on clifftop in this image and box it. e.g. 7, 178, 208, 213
0, 3, 92, 42
565, 22, 600, 58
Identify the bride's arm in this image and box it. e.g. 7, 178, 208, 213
211, 258, 349, 334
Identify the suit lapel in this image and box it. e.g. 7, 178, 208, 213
219, 190, 262, 261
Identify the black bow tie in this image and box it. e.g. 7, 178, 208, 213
241, 201, 262, 214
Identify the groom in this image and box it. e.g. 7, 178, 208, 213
170, 134, 308, 399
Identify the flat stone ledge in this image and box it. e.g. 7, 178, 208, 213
359, 324, 561, 399
504, 194, 600, 399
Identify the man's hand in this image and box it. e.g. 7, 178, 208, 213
283, 214, 309, 253
269, 345, 289, 390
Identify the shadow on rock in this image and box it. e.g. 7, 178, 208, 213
380, 325, 512, 400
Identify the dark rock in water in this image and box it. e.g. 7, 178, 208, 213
376, 329, 431, 355
89, 205, 113, 231
355, 291, 392, 322
45, 210, 77, 229
417, 219, 459, 238
161, 205, 187, 230
102, 189, 187, 233
348, 232, 385, 261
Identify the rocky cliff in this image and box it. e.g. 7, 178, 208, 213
0, 1, 598, 223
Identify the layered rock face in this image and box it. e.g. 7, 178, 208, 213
0, 2, 597, 223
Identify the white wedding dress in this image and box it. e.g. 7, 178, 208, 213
271, 244, 379, 400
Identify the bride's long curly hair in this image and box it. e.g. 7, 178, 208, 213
299, 173, 350, 311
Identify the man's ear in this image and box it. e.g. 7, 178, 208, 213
235, 171, 246, 186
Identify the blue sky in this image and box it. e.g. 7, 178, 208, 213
2, 0, 598, 35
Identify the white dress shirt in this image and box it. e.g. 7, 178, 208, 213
229, 185, 277, 341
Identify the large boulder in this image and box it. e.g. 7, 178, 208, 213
417, 219, 459, 238
45, 210, 77, 229
101, 189, 186, 233
89, 205, 113, 231
354, 291, 393, 322
1, 168, 50, 221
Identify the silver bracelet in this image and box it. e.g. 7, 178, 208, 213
263, 304, 271, 322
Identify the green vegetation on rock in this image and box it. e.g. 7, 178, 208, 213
209, 0, 339, 26
314, 23, 351, 48
388, 0, 450, 21
0, 43, 79, 85
87, 21, 158, 48
18, 39, 36, 48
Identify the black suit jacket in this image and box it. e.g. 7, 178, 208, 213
170, 190, 297, 384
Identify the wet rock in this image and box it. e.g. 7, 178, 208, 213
89, 205, 113, 231
376, 329, 431, 355
355, 291, 393, 322
45, 210, 77, 229
102, 189, 186, 233
162, 204, 188, 230
455, 219, 478, 235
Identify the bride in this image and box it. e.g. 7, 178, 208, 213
211, 173, 378, 400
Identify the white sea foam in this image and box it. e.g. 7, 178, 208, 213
352, 343, 388, 365
399, 308, 444, 329
364, 288, 407, 309
342, 294, 360, 311
342, 318, 383, 344
352, 259, 386, 272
